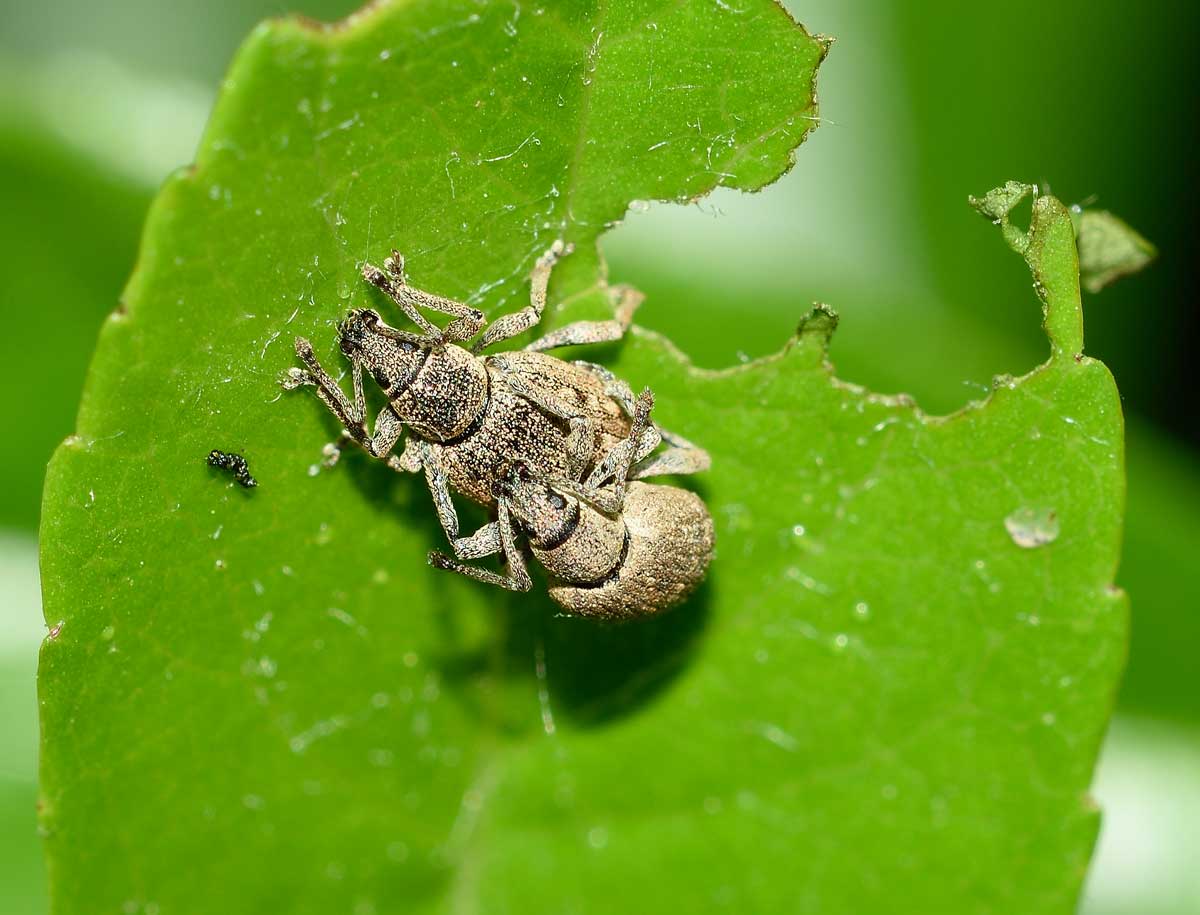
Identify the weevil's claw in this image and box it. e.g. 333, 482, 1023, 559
280, 367, 314, 390
384, 250, 407, 283
428, 550, 454, 570
538, 239, 573, 268
361, 262, 389, 289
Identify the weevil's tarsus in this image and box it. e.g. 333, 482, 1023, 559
362, 250, 486, 346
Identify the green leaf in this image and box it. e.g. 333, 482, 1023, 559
1070, 207, 1158, 294
38, 4, 1123, 915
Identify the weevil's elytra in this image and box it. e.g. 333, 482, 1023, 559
284, 241, 713, 618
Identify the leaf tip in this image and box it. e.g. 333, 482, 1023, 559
795, 302, 838, 355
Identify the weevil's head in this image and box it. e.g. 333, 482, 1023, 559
338, 309, 427, 395
497, 462, 580, 547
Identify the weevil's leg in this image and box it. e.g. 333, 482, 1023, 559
572, 359, 711, 479
415, 442, 461, 541
428, 500, 532, 592
472, 240, 570, 353
582, 388, 660, 507
284, 338, 368, 438
630, 445, 711, 478
570, 360, 636, 413
362, 250, 486, 345
364, 406, 405, 458
522, 284, 642, 353
321, 407, 412, 471
449, 521, 502, 560
392, 436, 423, 473
285, 339, 360, 425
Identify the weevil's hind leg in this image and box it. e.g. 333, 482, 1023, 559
571, 360, 711, 479
362, 251, 486, 345
429, 501, 532, 592
472, 240, 571, 353
523, 284, 641, 353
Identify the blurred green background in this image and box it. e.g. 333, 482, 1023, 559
1, 1, 1196, 913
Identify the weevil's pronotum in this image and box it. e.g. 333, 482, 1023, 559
282, 242, 712, 616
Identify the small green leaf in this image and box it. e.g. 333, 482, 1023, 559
1071, 207, 1158, 294
38, 4, 1123, 914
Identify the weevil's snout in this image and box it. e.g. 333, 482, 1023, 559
338, 309, 380, 356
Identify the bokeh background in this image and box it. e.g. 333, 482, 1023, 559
1, 1, 1196, 912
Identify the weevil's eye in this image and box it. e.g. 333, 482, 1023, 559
547, 491, 567, 510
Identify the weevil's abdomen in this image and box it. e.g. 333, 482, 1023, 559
545, 482, 714, 621
391, 344, 488, 441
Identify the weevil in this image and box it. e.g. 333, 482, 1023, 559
430, 391, 715, 619
282, 242, 711, 613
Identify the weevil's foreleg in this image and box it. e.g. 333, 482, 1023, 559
362, 250, 486, 345
393, 436, 423, 473
571, 359, 711, 480
285, 338, 364, 432
522, 284, 641, 353
284, 339, 416, 471
428, 501, 532, 592
472, 240, 571, 353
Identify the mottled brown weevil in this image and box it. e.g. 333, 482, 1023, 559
282, 242, 712, 616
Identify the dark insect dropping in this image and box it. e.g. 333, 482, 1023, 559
207, 449, 258, 488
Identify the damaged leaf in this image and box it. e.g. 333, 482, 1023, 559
38, 2, 1123, 914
